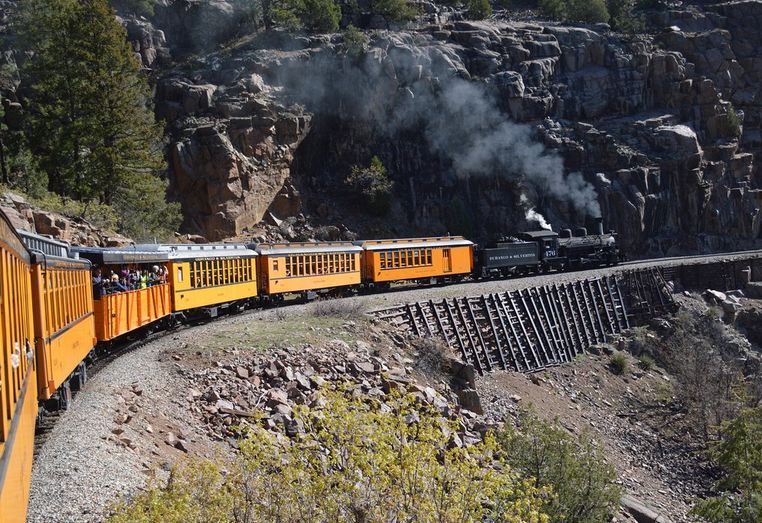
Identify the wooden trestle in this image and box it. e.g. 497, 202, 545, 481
370, 269, 675, 374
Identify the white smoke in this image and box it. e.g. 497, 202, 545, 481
423, 80, 601, 217
520, 194, 552, 230
275, 47, 603, 217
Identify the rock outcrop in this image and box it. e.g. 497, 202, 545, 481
4, 1, 762, 253
147, 11, 762, 252
0, 192, 131, 246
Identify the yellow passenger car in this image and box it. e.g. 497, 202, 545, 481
21, 232, 96, 404
255, 242, 362, 297
165, 244, 258, 314
0, 211, 37, 523
356, 237, 474, 284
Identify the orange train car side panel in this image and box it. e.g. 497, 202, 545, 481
256, 243, 362, 295
358, 237, 474, 283
94, 284, 172, 341
31, 261, 96, 400
0, 210, 37, 523
0, 362, 36, 523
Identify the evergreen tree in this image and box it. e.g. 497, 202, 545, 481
110, 0, 156, 16
692, 404, 762, 523
16, 0, 164, 204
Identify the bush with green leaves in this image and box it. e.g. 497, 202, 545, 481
345, 155, 394, 216
539, 0, 609, 22
638, 353, 656, 371
570, 0, 609, 22
692, 403, 762, 523
270, 0, 341, 32
372, 0, 418, 23
112, 172, 182, 241
341, 24, 369, 56
538, 0, 566, 19
467, 0, 493, 19
499, 410, 622, 523
110, 0, 155, 16
607, 0, 644, 32
725, 105, 743, 139
610, 351, 629, 375
108, 392, 550, 523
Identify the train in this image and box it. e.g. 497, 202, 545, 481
0, 208, 619, 523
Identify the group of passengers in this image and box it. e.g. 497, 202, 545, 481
92, 265, 168, 298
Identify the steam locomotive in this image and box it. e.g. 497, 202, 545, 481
475, 218, 620, 277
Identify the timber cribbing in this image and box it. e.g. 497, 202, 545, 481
369, 268, 676, 374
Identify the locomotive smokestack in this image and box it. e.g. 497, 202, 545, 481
594, 217, 604, 236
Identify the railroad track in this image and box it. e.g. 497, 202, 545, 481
32, 248, 761, 448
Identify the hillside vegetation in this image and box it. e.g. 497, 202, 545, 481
4, 0, 179, 241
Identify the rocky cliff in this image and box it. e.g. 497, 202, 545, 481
7, 0, 762, 255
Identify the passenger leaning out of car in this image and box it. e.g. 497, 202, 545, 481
92, 269, 106, 299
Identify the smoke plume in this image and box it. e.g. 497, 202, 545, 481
422, 80, 601, 217
275, 43, 602, 217
520, 194, 552, 230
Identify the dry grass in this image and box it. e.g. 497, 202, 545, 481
311, 298, 365, 319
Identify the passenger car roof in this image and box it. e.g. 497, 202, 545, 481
354, 237, 474, 251
72, 243, 257, 264
254, 242, 363, 256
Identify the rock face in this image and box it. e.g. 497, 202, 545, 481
0, 192, 131, 246
136, 5, 762, 252
3, 1, 762, 252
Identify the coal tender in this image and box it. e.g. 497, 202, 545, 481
476, 237, 541, 277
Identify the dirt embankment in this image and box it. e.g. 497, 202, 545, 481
28, 285, 762, 523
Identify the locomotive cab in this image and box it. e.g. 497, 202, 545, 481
516, 230, 564, 271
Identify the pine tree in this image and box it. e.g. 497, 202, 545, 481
16, 0, 164, 204
692, 404, 762, 523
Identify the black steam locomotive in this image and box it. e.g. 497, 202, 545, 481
475, 218, 620, 278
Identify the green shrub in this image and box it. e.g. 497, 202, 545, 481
568, 0, 609, 22
467, 0, 493, 19
499, 410, 622, 523
725, 105, 743, 139
270, 3, 303, 30
538, 0, 566, 19
110, 0, 155, 16
30, 192, 119, 232
299, 0, 341, 32
5, 146, 48, 199
345, 155, 394, 216
341, 24, 369, 56
610, 351, 629, 375
112, 172, 181, 241
372, 0, 418, 23
607, 0, 644, 32
269, 0, 341, 32
638, 354, 655, 371
691, 403, 762, 523
539, 0, 609, 22
109, 392, 550, 523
